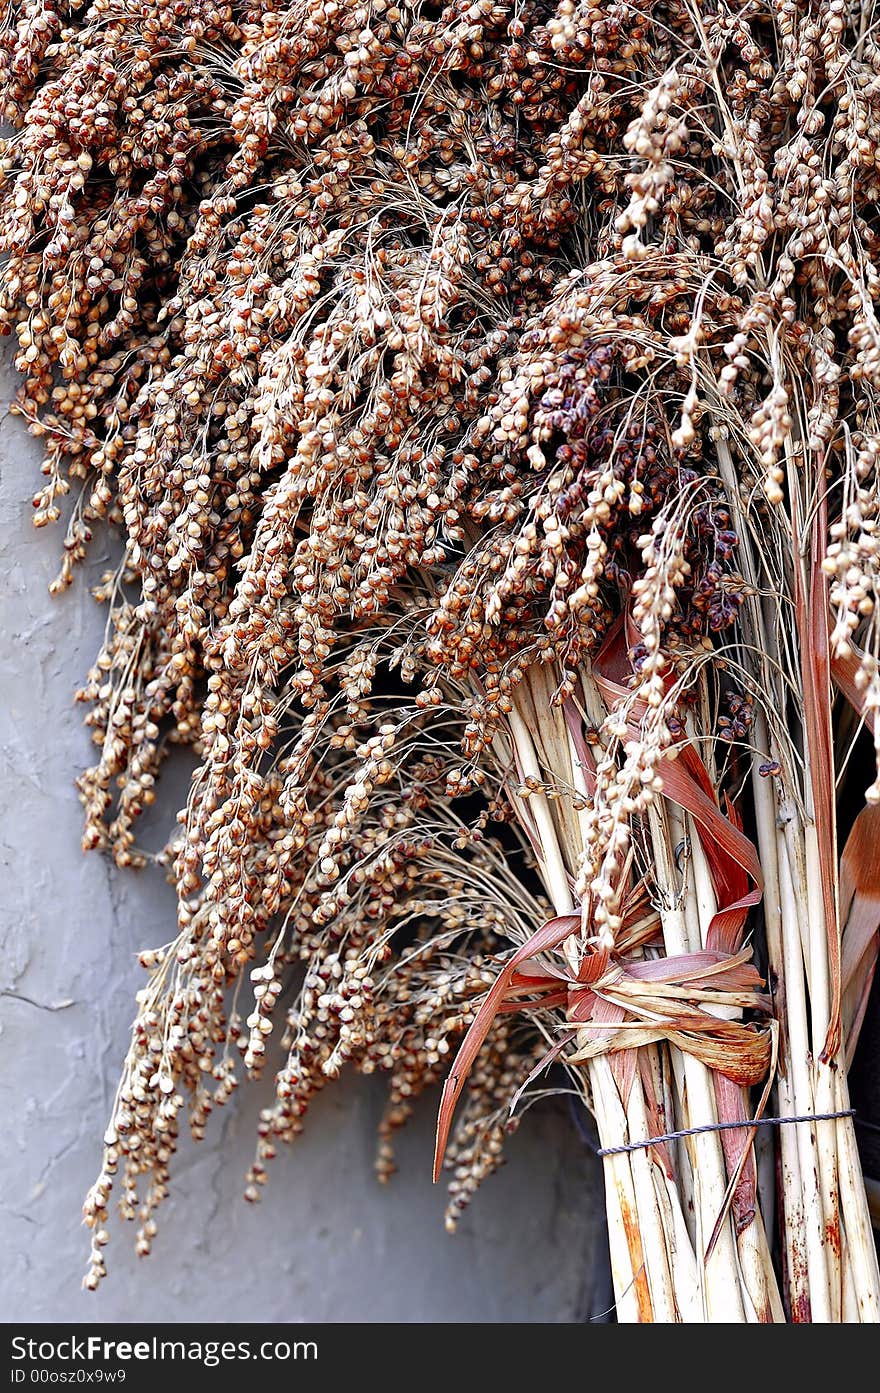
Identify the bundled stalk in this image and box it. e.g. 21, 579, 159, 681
2, 0, 880, 1320
433, 589, 784, 1320
713, 407, 880, 1321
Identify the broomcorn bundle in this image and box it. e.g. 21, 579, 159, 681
2, 0, 879, 1320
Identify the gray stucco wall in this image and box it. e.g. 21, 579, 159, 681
0, 348, 612, 1323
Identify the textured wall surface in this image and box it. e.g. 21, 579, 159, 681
0, 349, 612, 1324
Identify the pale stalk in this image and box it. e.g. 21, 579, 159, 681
714, 431, 817, 1311
648, 800, 747, 1321
571, 665, 726, 1319
774, 500, 875, 1319
513, 672, 697, 1320
834, 1067, 880, 1318
787, 432, 844, 1320
660, 1048, 698, 1248
802, 819, 843, 1320
641, 1040, 701, 1312
776, 793, 833, 1317
803, 824, 880, 1317
590, 1059, 653, 1322
645, 1036, 703, 1313
750, 717, 808, 1313
668, 1046, 698, 1248
505, 704, 650, 1319
777, 343, 878, 1318
566, 668, 712, 1319
686, 804, 783, 1322
562, 705, 683, 1321
842, 1242, 860, 1323
653, 1163, 702, 1322
623, 1081, 680, 1321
